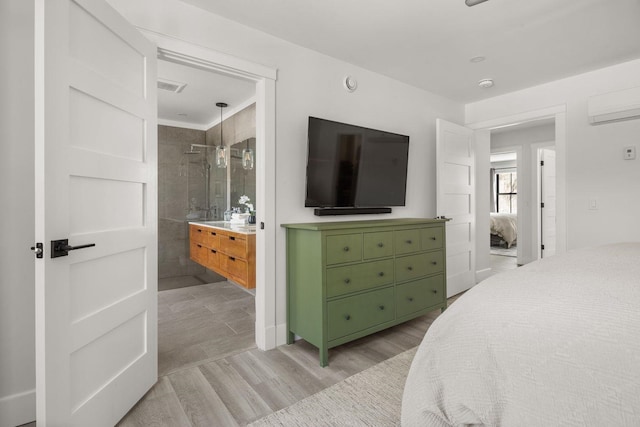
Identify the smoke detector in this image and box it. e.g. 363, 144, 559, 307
478, 78, 494, 88
157, 78, 187, 93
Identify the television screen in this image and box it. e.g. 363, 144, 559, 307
305, 117, 409, 208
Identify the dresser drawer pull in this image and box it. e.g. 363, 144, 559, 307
197, 244, 202, 248
407, 266, 413, 271
406, 239, 412, 244
211, 232, 217, 236
229, 256, 236, 261
210, 249, 216, 253
343, 246, 350, 252
345, 314, 351, 321
431, 236, 437, 240
344, 278, 351, 284
408, 297, 414, 302
197, 229, 202, 233
377, 242, 384, 247
431, 261, 437, 265
379, 305, 385, 310
378, 272, 385, 277
432, 289, 438, 294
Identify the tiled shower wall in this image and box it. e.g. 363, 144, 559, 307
158, 125, 208, 279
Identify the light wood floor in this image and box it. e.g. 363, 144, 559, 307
117, 281, 454, 426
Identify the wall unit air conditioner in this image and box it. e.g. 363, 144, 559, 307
587, 86, 640, 125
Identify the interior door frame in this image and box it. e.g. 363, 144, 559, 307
467, 105, 567, 268
140, 30, 279, 350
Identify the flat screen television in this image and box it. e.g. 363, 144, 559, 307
305, 117, 409, 210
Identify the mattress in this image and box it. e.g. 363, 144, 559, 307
401, 243, 640, 426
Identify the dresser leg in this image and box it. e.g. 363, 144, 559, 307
320, 347, 329, 367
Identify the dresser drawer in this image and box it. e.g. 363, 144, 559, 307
326, 233, 362, 265
189, 224, 208, 245
206, 228, 220, 249
219, 232, 248, 259
396, 275, 445, 318
394, 229, 422, 255
421, 227, 443, 251
363, 231, 394, 260
207, 247, 220, 270
395, 251, 444, 282
189, 242, 208, 264
326, 259, 394, 298
221, 254, 248, 284
327, 287, 394, 341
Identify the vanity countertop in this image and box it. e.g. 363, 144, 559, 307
188, 220, 257, 235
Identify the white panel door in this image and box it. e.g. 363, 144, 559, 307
34, 0, 157, 425
541, 148, 557, 257
436, 119, 476, 297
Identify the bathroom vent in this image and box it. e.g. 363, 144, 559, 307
157, 78, 187, 93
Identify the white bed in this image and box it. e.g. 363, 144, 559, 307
402, 243, 640, 426
490, 212, 517, 248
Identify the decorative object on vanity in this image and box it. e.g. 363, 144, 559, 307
305, 117, 409, 216
189, 222, 256, 288
282, 218, 447, 366
237, 194, 256, 224
215, 102, 228, 168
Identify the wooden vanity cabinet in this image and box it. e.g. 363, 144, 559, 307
189, 224, 256, 289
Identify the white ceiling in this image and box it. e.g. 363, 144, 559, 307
157, 59, 256, 128
178, 0, 640, 103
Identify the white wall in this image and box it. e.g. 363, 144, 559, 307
0, 1, 36, 426
467, 59, 640, 250
107, 0, 464, 344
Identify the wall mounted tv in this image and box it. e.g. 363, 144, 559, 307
305, 117, 409, 215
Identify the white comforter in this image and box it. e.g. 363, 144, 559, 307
402, 243, 640, 427
490, 212, 517, 248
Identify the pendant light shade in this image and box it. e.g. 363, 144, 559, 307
215, 102, 228, 168
242, 139, 254, 170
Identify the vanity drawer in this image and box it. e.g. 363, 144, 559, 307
189, 224, 208, 245
395, 252, 444, 282
219, 232, 248, 259
221, 255, 248, 284
326, 233, 362, 265
421, 227, 443, 251
189, 242, 208, 264
326, 259, 394, 298
207, 248, 220, 270
396, 275, 445, 318
394, 229, 421, 255
206, 229, 220, 249
327, 287, 394, 341
363, 231, 394, 260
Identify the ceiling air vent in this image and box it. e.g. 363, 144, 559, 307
157, 78, 187, 93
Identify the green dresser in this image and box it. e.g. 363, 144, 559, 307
282, 218, 447, 366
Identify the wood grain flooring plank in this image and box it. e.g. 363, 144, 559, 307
117, 376, 192, 427
199, 358, 273, 425
169, 367, 239, 427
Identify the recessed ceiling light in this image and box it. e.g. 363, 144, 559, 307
478, 78, 494, 88
470, 56, 486, 63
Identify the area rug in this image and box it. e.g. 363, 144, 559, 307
248, 347, 418, 427
490, 244, 517, 257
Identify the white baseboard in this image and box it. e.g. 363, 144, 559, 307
476, 268, 492, 283
0, 389, 35, 427
275, 322, 288, 347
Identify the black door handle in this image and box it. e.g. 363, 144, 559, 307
51, 239, 96, 258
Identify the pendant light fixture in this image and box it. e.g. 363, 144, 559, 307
242, 139, 254, 170
215, 102, 228, 168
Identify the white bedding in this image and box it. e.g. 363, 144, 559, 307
490, 213, 517, 248
402, 243, 640, 427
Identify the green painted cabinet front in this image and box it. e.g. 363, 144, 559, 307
283, 218, 448, 366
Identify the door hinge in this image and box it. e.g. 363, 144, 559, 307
541, 244, 545, 250
540, 160, 544, 166
30, 242, 44, 259
541, 202, 545, 208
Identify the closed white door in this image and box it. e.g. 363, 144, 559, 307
541, 148, 557, 257
436, 119, 476, 297
34, 0, 157, 425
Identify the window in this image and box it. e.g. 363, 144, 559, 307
496, 171, 517, 213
